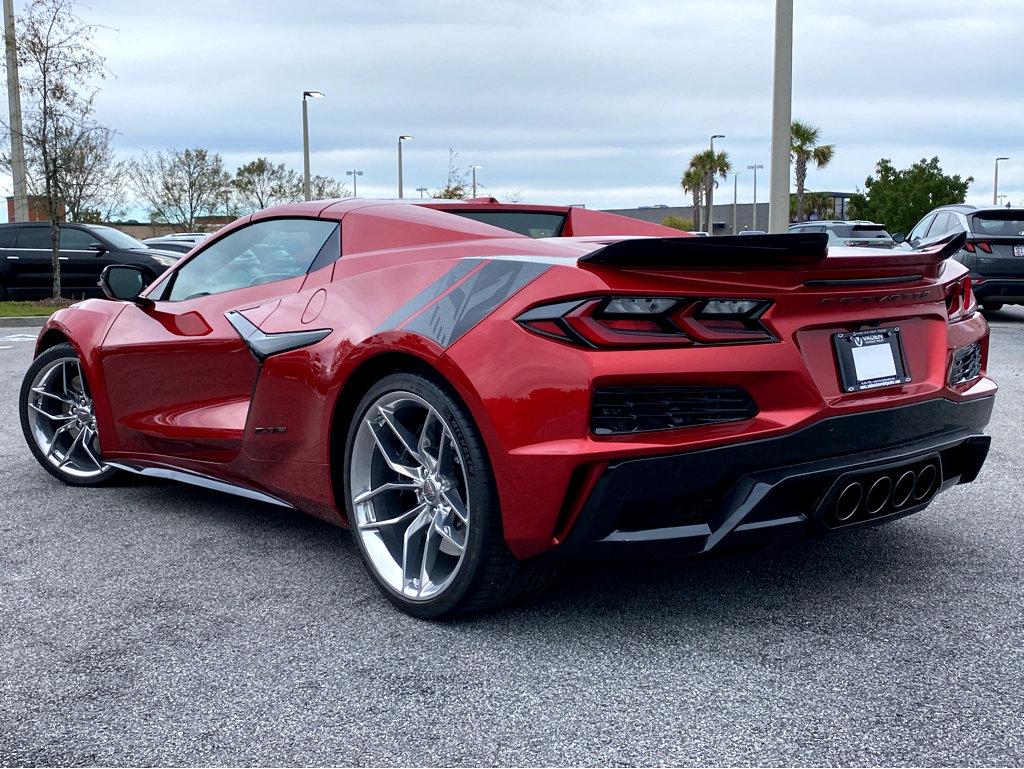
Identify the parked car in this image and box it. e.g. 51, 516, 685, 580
895, 205, 1024, 312
142, 234, 207, 254
0, 223, 180, 300
789, 220, 896, 248
19, 201, 994, 617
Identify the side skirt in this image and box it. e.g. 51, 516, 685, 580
107, 461, 295, 509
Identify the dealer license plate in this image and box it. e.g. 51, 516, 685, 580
833, 328, 910, 392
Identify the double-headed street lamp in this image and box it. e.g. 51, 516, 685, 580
346, 169, 363, 197
398, 135, 414, 198
994, 157, 1010, 205
747, 163, 764, 230
707, 135, 724, 232
416, 186, 429, 198
301, 90, 325, 201
469, 165, 482, 198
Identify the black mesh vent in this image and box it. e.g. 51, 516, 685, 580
949, 342, 982, 385
591, 386, 758, 435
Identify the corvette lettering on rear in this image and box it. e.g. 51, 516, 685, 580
819, 289, 934, 305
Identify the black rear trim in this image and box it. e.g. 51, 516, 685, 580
579, 233, 828, 269
805, 274, 923, 287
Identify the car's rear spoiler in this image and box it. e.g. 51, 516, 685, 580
578, 231, 966, 270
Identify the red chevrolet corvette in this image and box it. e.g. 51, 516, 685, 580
20, 199, 996, 617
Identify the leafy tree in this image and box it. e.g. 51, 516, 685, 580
680, 166, 704, 231
789, 191, 831, 220
849, 157, 973, 234
661, 215, 693, 231
308, 174, 350, 200
131, 147, 232, 229
687, 149, 731, 231
5, 0, 108, 299
791, 120, 835, 222
433, 147, 469, 199
233, 157, 300, 212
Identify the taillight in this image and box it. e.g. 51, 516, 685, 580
945, 276, 976, 323
516, 296, 774, 348
977, 242, 992, 253
964, 241, 992, 254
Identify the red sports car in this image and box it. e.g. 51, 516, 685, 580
19, 199, 996, 617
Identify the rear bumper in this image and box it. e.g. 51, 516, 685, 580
557, 396, 994, 556
971, 276, 1024, 304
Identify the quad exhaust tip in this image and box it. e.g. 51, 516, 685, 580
826, 461, 941, 527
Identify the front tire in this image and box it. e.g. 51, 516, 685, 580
20, 343, 119, 486
343, 372, 553, 618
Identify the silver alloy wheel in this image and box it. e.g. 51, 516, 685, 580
350, 391, 471, 601
25, 355, 109, 479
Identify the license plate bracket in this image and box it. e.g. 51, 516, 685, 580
833, 327, 910, 392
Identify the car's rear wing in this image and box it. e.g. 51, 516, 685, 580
578, 231, 966, 271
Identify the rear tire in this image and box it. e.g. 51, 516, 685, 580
981, 302, 1004, 312
20, 343, 120, 487
343, 371, 555, 618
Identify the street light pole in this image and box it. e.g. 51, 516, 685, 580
469, 165, 481, 198
994, 157, 1009, 205
707, 134, 724, 233
4, 0, 28, 222
398, 136, 413, 198
416, 187, 428, 198
747, 163, 764, 230
301, 90, 325, 201
768, 0, 793, 233
346, 169, 363, 197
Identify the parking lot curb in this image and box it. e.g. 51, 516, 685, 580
0, 316, 48, 328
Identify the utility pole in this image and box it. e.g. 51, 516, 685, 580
4, 0, 28, 223
994, 157, 1009, 205
398, 135, 413, 198
301, 90, 324, 201
748, 163, 764, 230
470, 165, 481, 198
707, 134, 724, 233
732, 173, 738, 234
768, 0, 793, 233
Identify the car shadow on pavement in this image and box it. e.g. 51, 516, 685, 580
123, 475, 957, 631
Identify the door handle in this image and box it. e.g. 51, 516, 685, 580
6, 255, 18, 260
58, 256, 68, 261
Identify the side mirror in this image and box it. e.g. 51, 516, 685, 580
99, 264, 153, 307
891, 232, 906, 244
89, 241, 107, 254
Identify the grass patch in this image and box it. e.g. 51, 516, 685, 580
0, 300, 66, 317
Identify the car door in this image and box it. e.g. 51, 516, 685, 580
10, 224, 57, 298
0, 226, 19, 297
58, 225, 106, 296
97, 217, 339, 462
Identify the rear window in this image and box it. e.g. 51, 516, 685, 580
450, 210, 566, 238
970, 212, 1024, 237
827, 224, 892, 240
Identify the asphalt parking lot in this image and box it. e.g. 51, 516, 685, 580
1, 310, 1023, 767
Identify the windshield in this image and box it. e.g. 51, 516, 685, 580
451, 210, 567, 238
970, 212, 1024, 237
91, 225, 148, 250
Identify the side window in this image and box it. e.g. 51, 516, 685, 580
0, 227, 18, 248
908, 214, 935, 243
60, 227, 97, 249
166, 218, 339, 302
926, 213, 951, 237
16, 227, 51, 249
945, 214, 965, 234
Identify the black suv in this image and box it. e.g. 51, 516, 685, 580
0, 222, 180, 300
896, 205, 1024, 311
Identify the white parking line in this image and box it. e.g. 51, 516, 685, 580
0, 334, 37, 342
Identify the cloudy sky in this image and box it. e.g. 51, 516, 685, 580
7, 0, 1024, 211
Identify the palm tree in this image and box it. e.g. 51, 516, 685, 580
688, 149, 731, 231
791, 120, 835, 223
681, 166, 704, 231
